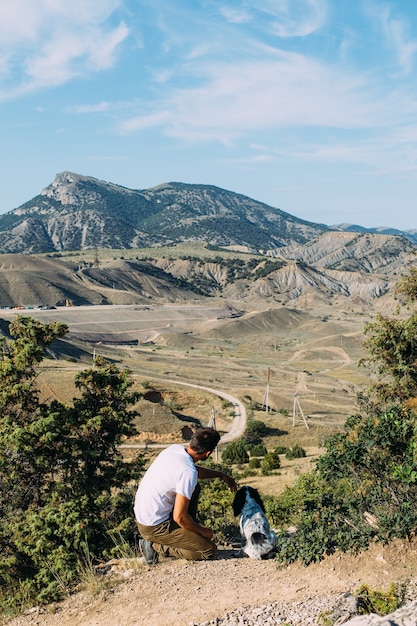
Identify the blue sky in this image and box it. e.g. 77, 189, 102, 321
1, 1, 417, 230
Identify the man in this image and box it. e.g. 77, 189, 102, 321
134, 427, 238, 564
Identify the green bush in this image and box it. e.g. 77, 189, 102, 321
197, 460, 238, 539
221, 441, 249, 464
248, 457, 261, 469
260, 451, 281, 474
274, 445, 289, 455
286, 445, 307, 459
273, 405, 417, 566
247, 443, 267, 457
244, 419, 267, 444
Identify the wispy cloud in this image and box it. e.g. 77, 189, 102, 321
118, 51, 392, 143
259, 125, 417, 179
119, 111, 172, 134
66, 101, 111, 114
218, 6, 251, 25
113, 1, 417, 184
366, 1, 417, 75
0, 0, 128, 99
251, 0, 327, 38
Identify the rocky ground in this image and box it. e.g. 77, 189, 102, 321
6, 538, 417, 626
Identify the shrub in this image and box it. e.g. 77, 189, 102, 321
0, 317, 144, 610
244, 419, 267, 444
197, 459, 238, 539
274, 445, 289, 455
247, 443, 267, 457
273, 405, 417, 566
286, 445, 307, 459
260, 451, 281, 474
221, 441, 249, 465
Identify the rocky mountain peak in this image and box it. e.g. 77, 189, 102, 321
41, 171, 85, 205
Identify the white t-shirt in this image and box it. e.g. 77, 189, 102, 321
134, 444, 198, 526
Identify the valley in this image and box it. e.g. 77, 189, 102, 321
1, 297, 370, 480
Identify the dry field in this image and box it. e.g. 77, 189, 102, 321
2, 296, 372, 496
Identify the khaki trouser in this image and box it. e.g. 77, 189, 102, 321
137, 518, 217, 561
136, 483, 217, 561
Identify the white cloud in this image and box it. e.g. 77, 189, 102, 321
263, 124, 417, 180
252, 0, 327, 37
66, 101, 111, 114
366, 1, 417, 75
119, 111, 172, 134
219, 6, 251, 25
119, 51, 390, 143
0, 0, 128, 97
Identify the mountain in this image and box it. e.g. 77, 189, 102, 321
332, 223, 417, 246
0, 172, 415, 309
0, 171, 329, 254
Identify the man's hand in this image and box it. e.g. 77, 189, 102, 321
199, 526, 214, 540
223, 474, 238, 492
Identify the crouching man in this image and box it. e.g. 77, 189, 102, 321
134, 427, 238, 564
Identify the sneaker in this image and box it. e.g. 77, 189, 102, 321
139, 538, 158, 565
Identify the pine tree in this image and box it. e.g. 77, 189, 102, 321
0, 316, 144, 605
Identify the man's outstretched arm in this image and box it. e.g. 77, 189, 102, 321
196, 465, 238, 491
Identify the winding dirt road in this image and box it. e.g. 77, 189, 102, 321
120, 378, 247, 450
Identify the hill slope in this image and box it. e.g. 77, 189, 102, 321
0, 228, 414, 308
0, 172, 329, 254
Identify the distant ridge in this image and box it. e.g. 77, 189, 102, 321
332, 223, 417, 246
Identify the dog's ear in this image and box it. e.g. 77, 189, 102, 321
232, 487, 247, 516
248, 487, 266, 513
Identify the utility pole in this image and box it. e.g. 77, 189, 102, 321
208, 406, 218, 461
293, 391, 309, 429
262, 367, 271, 413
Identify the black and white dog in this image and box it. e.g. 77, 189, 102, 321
232, 486, 277, 559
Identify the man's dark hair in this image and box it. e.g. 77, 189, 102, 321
189, 427, 220, 454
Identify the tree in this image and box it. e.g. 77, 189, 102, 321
260, 450, 280, 474
221, 441, 249, 464
244, 419, 267, 444
360, 267, 417, 405
270, 266, 417, 566
0, 317, 144, 606
361, 313, 417, 404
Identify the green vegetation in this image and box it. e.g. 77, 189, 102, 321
285, 445, 307, 459
0, 316, 144, 614
243, 418, 268, 444
268, 266, 417, 567
246, 443, 268, 457
260, 450, 281, 475
221, 441, 250, 464
356, 583, 404, 616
